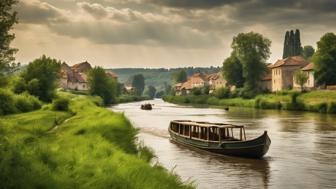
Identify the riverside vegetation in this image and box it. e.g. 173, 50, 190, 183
0, 92, 194, 189
163, 90, 336, 114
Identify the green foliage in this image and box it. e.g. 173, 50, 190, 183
21, 55, 61, 102
283, 29, 302, 58
0, 89, 16, 115
231, 32, 271, 93
12, 76, 27, 94
294, 71, 309, 91
174, 69, 187, 83
222, 54, 244, 87
117, 95, 150, 103
302, 45, 315, 59
201, 85, 210, 95
214, 87, 230, 99
15, 93, 42, 113
327, 102, 336, 114
52, 97, 70, 111
144, 85, 156, 99
0, 0, 18, 78
191, 87, 201, 96
132, 74, 145, 96
313, 32, 336, 86
88, 67, 117, 105
155, 91, 165, 98
0, 95, 193, 189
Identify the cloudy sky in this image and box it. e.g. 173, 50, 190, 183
13, 0, 336, 68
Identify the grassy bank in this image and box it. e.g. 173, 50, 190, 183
117, 95, 151, 103
163, 90, 336, 114
0, 93, 193, 189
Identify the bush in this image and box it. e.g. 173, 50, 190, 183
15, 93, 42, 112
318, 102, 328, 113
191, 88, 202, 96
12, 77, 27, 94
327, 102, 336, 114
52, 98, 70, 111
0, 89, 17, 115
214, 87, 230, 99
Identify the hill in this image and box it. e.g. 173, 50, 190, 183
108, 67, 221, 91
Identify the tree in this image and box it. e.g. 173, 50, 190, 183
88, 67, 117, 105
132, 74, 145, 96
0, 0, 18, 86
283, 31, 290, 58
231, 32, 271, 95
21, 55, 61, 102
294, 29, 302, 55
144, 85, 156, 99
282, 29, 303, 58
313, 33, 336, 86
222, 54, 244, 88
294, 71, 308, 92
302, 45, 315, 59
174, 69, 187, 83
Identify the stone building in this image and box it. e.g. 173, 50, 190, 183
270, 56, 309, 92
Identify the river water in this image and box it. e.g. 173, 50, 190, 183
110, 99, 336, 189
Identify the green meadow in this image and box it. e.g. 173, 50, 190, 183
0, 93, 193, 189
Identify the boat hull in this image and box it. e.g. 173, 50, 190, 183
169, 129, 270, 158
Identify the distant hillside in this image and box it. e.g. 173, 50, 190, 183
108, 67, 221, 91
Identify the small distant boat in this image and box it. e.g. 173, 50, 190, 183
168, 120, 270, 158
141, 103, 152, 110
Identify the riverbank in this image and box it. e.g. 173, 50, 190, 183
0, 93, 193, 189
163, 90, 336, 114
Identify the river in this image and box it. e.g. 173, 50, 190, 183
110, 99, 336, 189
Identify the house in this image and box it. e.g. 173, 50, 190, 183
175, 73, 208, 95
293, 62, 315, 90
270, 56, 310, 92
175, 72, 227, 95
207, 73, 227, 94
60, 62, 92, 91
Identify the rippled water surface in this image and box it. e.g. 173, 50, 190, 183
110, 99, 336, 189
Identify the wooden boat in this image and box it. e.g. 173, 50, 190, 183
141, 103, 152, 110
168, 120, 271, 158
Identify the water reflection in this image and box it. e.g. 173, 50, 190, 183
110, 99, 336, 189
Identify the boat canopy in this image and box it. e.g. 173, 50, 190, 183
171, 120, 245, 129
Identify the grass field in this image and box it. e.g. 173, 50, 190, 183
163, 90, 336, 114
0, 93, 193, 189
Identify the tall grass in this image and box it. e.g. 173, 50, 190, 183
0, 93, 194, 189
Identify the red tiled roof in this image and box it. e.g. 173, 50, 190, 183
270, 56, 309, 69
301, 63, 314, 71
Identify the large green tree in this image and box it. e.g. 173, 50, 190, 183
174, 69, 187, 83
0, 0, 18, 86
294, 71, 308, 92
222, 54, 244, 88
21, 55, 61, 102
302, 45, 315, 59
313, 33, 336, 86
88, 67, 117, 105
231, 32, 271, 94
132, 74, 145, 96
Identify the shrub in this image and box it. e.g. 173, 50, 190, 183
191, 88, 202, 96
52, 98, 70, 111
15, 93, 42, 112
0, 89, 17, 115
201, 86, 210, 95
327, 102, 336, 114
12, 77, 27, 94
214, 87, 230, 99
318, 102, 328, 113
